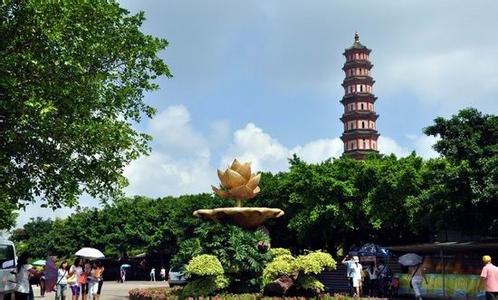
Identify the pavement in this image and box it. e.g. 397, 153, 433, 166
32, 281, 170, 300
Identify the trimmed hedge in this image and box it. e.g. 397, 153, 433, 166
129, 287, 355, 300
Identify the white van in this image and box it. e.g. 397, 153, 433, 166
0, 239, 16, 300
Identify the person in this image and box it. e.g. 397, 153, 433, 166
351, 256, 363, 297
40, 266, 47, 297
80, 261, 91, 300
120, 266, 126, 283
150, 267, 156, 281
56, 261, 69, 300
14, 253, 39, 300
341, 255, 355, 296
366, 262, 379, 297
377, 260, 391, 297
69, 259, 82, 300
160, 267, 166, 281
88, 263, 99, 300
95, 261, 105, 300
481, 255, 498, 300
410, 262, 428, 300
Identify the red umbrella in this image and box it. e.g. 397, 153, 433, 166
44, 256, 58, 293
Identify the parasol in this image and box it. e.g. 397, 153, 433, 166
398, 253, 423, 266
75, 247, 105, 259
32, 259, 46, 266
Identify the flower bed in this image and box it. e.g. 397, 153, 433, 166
129, 287, 354, 300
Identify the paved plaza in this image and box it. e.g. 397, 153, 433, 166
32, 281, 169, 300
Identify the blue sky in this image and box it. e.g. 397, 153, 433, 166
14, 0, 498, 227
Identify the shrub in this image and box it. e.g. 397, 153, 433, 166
269, 248, 291, 258
185, 254, 224, 276
182, 275, 229, 297
182, 254, 229, 297
261, 249, 336, 294
128, 286, 182, 300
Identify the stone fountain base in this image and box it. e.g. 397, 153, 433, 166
193, 207, 284, 229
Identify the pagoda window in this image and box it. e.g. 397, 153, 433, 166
362, 121, 365, 128
361, 103, 364, 110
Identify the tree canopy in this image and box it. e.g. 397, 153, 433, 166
0, 0, 171, 228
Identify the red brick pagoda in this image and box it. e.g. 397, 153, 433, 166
340, 32, 380, 159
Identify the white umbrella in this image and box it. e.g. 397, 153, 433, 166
398, 253, 422, 266
75, 247, 105, 259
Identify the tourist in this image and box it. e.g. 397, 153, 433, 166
341, 255, 355, 296
88, 263, 99, 300
160, 267, 166, 281
409, 262, 427, 300
120, 266, 126, 283
40, 266, 46, 298
377, 260, 391, 297
80, 261, 91, 300
95, 261, 105, 300
150, 267, 156, 281
366, 262, 379, 297
480, 255, 498, 300
14, 253, 39, 300
351, 256, 363, 297
69, 259, 82, 300
56, 261, 69, 300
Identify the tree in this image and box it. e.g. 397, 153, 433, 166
0, 1, 171, 228
417, 108, 498, 235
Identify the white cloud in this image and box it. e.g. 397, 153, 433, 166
410, 134, 440, 159
378, 136, 410, 157
124, 105, 215, 197
222, 123, 343, 172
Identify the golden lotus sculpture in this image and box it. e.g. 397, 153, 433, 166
193, 159, 284, 229
212, 159, 261, 207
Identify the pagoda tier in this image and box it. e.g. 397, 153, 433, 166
339, 33, 380, 159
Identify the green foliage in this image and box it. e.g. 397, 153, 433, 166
262, 259, 295, 286
182, 254, 229, 297
0, 0, 171, 227
421, 108, 498, 235
261, 249, 335, 291
186, 254, 224, 277
181, 276, 229, 297
269, 248, 291, 258
297, 275, 325, 292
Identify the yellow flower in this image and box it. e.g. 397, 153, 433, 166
212, 159, 261, 206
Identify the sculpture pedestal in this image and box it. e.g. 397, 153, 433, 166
193, 207, 284, 229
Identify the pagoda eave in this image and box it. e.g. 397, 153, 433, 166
342, 61, 373, 71
340, 112, 379, 122
340, 94, 377, 105
343, 149, 379, 160
341, 130, 380, 141
341, 77, 375, 87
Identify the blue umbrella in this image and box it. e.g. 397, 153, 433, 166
121, 264, 131, 268
357, 243, 391, 257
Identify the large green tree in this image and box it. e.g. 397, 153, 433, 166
413, 108, 498, 235
0, 0, 170, 228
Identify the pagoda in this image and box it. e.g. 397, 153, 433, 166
340, 32, 380, 159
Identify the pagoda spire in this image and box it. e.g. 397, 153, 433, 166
340, 34, 380, 159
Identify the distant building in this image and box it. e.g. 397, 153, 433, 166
340, 33, 380, 159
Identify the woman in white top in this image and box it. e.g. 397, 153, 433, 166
69, 258, 83, 300
351, 256, 363, 297
15, 253, 39, 300
410, 263, 428, 300
56, 261, 69, 300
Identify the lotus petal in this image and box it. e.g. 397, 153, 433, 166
235, 162, 252, 180
217, 169, 225, 182
225, 169, 246, 189
217, 169, 231, 188
230, 185, 254, 199
230, 159, 242, 171
253, 186, 261, 194
246, 173, 261, 190
212, 185, 229, 198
